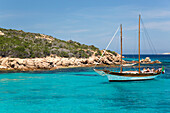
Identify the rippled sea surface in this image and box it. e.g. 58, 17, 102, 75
0, 55, 170, 113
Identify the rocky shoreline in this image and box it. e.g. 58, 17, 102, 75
0, 51, 122, 71
0, 51, 161, 71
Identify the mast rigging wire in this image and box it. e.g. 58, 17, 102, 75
141, 18, 158, 54
94, 26, 120, 69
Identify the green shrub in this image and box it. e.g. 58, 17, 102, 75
0, 27, 103, 58
14, 46, 25, 52
106, 50, 117, 56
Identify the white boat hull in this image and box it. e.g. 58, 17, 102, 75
106, 74, 158, 81
94, 69, 160, 82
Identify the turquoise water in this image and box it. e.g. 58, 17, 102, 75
0, 55, 170, 113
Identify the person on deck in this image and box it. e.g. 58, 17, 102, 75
155, 68, 162, 73
151, 68, 155, 73
146, 67, 150, 72
158, 68, 162, 72
142, 68, 147, 73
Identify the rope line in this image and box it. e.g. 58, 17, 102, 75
141, 18, 157, 54
94, 26, 120, 69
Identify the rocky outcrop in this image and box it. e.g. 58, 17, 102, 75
0, 31, 4, 35
0, 53, 161, 71
0, 51, 121, 71
140, 57, 161, 64
35, 34, 54, 42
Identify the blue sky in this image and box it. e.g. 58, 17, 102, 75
0, 0, 170, 54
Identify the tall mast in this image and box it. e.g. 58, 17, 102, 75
120, 24, 123, 73
138, 15, 141, 73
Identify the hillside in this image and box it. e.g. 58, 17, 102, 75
0, 28, 116, 58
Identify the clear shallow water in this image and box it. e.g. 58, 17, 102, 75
0, 55, 170, 113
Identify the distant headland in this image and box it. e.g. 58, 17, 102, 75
162, 53, 170, 55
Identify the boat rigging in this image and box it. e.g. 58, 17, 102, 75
94, 15, 164, 81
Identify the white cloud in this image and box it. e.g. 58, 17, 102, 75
126, 21, 170, 31
144, 21, 170, 31
71, 5, 137, 20
141, 10, 170, 19
55, 29, 89, 34
0, 13, 14, 19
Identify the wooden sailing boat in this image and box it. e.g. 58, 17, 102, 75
94, 15, 162, 81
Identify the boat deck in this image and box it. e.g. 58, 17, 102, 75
95, 69, 161, 77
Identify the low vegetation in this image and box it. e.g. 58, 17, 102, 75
0, 28, 104, 58
106, 50, 117, 56
0, 28, 116, 58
